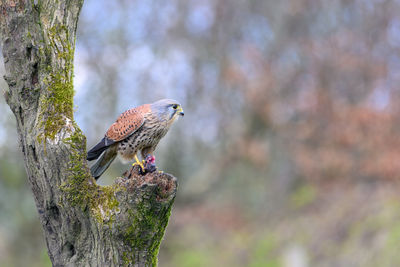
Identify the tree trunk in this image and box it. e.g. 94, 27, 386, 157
0, 1, 177, 266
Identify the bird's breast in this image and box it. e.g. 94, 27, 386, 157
117, 115, 169, 161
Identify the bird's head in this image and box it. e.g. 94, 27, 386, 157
150, 99, 184, 125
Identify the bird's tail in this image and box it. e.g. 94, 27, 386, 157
87, 137, 115, 161
90, 147, 117, 180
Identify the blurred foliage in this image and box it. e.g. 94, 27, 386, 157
2, 0, 400, 266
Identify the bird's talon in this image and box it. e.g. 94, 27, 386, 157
132, 155, 146, 174
132, 162, 145, 172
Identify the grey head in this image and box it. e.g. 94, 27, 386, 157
150, 99, 184, 122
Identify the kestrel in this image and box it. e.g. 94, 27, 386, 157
87, 99, 184, 179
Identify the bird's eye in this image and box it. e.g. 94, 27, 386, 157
172, 104, 178, 109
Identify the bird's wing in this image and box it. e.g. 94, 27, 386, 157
106, 104, 151, 142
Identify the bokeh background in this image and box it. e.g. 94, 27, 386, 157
2, 0, 400, 266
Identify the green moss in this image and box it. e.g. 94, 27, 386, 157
60, 128, 122, 225
121, 196, 174, 266
60, 128, 94, 208
90, 185, 122, 224
37, 24, 74, 142
149, 203, 173, 266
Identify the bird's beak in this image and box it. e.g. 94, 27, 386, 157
178, 106, 184, 117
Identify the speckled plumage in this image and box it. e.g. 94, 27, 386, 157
117, 111, 169, 161
87, 99, 184, 179
105, 104, 150, 142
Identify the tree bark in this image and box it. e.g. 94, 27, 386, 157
0, 1, 177, 266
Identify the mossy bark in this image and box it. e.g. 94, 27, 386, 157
0, 1, 177, 266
